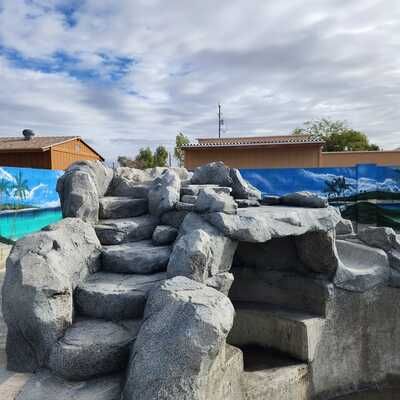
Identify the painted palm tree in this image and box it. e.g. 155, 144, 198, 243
12, 171, 30, 202
0, 179, 11, 204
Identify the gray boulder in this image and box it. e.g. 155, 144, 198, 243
206, 272, 234, 296
358, 226, 400, 252
57, 161, 113, 224
161, 210, 190, 228
191, 161, 232, 186
295, 231, 339, 274
152, 225, 178, 245
108, 167, 151, 197
123, 277, 235, 400
336, 218, 354, 235
2, 218, 101, 372
194, 189, 238, 215
167, 213, 237, 282
204, 206, 341, 243
148, 170, 181, 217
280, 191, 328, 208
229, 168, 261, 200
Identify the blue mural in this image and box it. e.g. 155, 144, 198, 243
241, 164, 400, 229
0, 166, 63, 240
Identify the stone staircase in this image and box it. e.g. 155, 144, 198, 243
46, 194, 171, 386
229, 268, 329, 399
241, 346, 310, 400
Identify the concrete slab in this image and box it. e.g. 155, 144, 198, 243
0, 350, 31, 400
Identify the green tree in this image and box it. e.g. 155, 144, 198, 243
293, 118, 380, 152
154, 146, 169, 167
0, 179, 11, 203
174, 132, 190, 167
12, 171, 30, 201
135, 147, 155, 169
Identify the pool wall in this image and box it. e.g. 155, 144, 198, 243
0, 166, 63, 240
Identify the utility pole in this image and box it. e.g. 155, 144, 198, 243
218, 104, 224, 138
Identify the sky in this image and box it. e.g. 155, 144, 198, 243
0, 0, 399, 162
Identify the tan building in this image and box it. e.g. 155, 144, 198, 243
183, 135, 400, 170
0, 133, 104, 170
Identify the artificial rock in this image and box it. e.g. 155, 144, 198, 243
152, 225, 178, 245
123, 277, 235, 400
194, 188, 238, 215
2, 218, 101, 372
5, 162, 400, 400
280, 191, 328, 208
57, 160, 113, 224
148, 169, 181, 217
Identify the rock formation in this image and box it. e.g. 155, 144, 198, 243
3, 160, 400, 400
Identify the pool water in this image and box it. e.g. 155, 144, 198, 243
0, 208, 62, 240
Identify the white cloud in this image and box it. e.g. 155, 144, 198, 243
0, 0, 400, 162
0, 167, 17, 183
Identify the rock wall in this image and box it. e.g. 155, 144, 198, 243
3, 159, 400, 400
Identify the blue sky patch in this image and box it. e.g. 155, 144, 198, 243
0, 45, 135, 82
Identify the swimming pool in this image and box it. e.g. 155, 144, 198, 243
0, 207, 63, 241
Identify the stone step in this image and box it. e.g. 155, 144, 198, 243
102, 240, 171, 274
152, 225, 178, 245
181, 185, 232, 196
180, 194, 198, 204
95, 215, 158, 245
99, 197, 148, 219
229, 268, 332, 317
15, 369, 124, 400
228, 302, 325, 362
75, 272, 166, 320
110, 183, 150, 199
241, 346, 310, 400
48, 318, 141, 381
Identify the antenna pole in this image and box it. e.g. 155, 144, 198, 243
218, 104, 221, 138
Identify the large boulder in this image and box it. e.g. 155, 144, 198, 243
2, 218, 101, 372
336, 218, 354, 235
280, 191, 328, 208
148, 170, 181, 217
191, 162, 232, 186
358, 226, 400, 252
194, 189, 237, 215
123, 277, 235, 400
167, 213, 238, 282
229, 168, 261, 200
57, 160, 113, 224
204, 206, 341, 243
295, 230, 339, 275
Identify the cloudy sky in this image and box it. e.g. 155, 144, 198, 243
0, 0, 399, 161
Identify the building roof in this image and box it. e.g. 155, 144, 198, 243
183, 134, 324, 148
0, 136, 104, 160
